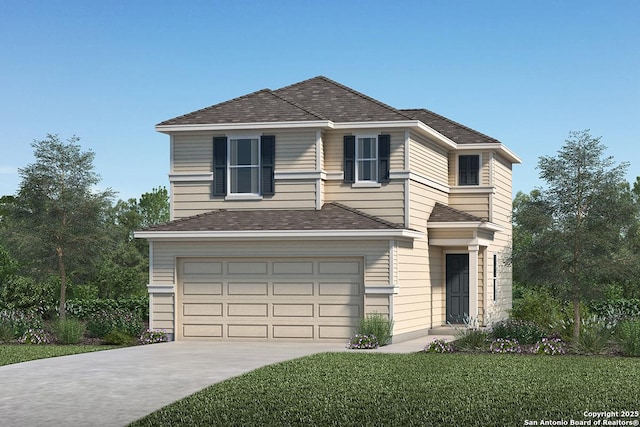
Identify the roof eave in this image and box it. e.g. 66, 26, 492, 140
456, 143, 522, 164
134, 229, 425, 241
155, 120, 334, 134
427, 221, 504, 232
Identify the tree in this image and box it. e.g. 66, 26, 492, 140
4, 134, 114, 318
513, 130, 637, 341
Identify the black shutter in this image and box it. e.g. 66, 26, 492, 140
260, 135, 275, 196
343, 135, 355, 183
213, 137, 227, 196
378, 134, 390, 183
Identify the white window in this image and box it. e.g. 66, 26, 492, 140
356, 136, 377, 182
229, 138, 260, 194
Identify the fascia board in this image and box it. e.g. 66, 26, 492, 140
427, 222, 504, 232
155, 120, 334, 133
134, 229, 424, 241
457, 143, 522, 164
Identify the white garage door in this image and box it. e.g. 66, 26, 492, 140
177, 257, 363, 341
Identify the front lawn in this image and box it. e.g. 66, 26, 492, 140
0, 344, 119, 366
131, 352, 640, 426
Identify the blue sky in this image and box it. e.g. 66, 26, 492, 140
1, 0, 638, 201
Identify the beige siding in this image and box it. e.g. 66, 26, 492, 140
172, 180, 317, 219
323, 129, 406, 172
393, 238, 431, 337
172, 134, 213, 173
408, 180, 448, 232
448, 193, 490, 220
151, 294, 175, 333
409, 131, 448, 183
324, 181, 405, 225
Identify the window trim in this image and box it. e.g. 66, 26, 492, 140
355, 135, 378, 183
493, 253, 498, 302
458, 154, 481, 186
227, 136, 261, 196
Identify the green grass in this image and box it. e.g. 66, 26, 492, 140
131, 352, 640, 426
0, 344, 119, 366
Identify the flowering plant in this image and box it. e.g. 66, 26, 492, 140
489, 338, 522, 354
347, 334, 379, 349
18, 328, 52, 345
424, 339, 454, 353
532, 338, 566, 355
139, 329, 169, 345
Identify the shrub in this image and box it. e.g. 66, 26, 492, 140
0, 309, 44, 337
489, 338, 523, 354
491, 319, 547, 345
139, 329, 169, 345
573, 315, 614, 355
53, 318, 86, 344
86, 308, 144, 338
347, 334, 379, 349
591, 299, 640, 327
617, 319, 640, 357
18, 328, 52, 344
357, 313, 393, 346
453, 328, 489, 352
510, 286, 563, 331
66, 297, 148, 321
424, 339, 453, 353
104, 329, 135, 346
0, 323, 15, 342
532, 338, 567, 355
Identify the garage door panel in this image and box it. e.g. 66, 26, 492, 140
184, 324, 223, 338
183, 303, 222, 316
228, 324, 268, 338
273, 282, 314, 296
319, 261, 360, 274
228, 262, 267, 275
183, 262, 222, 275
319, 282, 361, 296
273, 325, 314, 339
319, 304, 360, 318
228, 303, 268, 317
228, 282, 268, 295
273, 303, 314, 317
273, 261, 314, 274
319, 325, 354, 339
183, 282, 223, 295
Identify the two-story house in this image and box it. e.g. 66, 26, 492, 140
135, 76, 521, 343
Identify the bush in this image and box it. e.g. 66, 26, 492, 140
1, 276, 58, 317
617, 319, 640, 357
53, 318, 86, 344
66, 297, 148, 321
510, 286, 562, 331
489, 338, 523, 354
104, 329, 135, 346
491, 319, 547, 345
86, 308, 144, 338
0, 323, 15, 342
591, 299, 640, 326
573, 315, 614, 355
139, 329, 169, 345
452, 328, 489, 352
0, 309, 44, 338
347, 334, 379, 349
357, 313, 394, 346
18, 328, 52, 344
424, 339, 453, 353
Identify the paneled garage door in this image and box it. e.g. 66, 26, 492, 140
177, 258, 363, 341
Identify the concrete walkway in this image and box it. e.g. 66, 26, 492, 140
0, 335, 452, 427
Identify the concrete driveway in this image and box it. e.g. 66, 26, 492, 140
0, 337, 443, 427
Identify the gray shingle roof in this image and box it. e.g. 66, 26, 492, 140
157, 76, 500, 145
144, 202, 405, 232
401, 108, 500, 145
428, 203, 485, 223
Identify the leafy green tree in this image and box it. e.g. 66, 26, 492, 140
3, 134, 114, 318
513, 130, 637, 341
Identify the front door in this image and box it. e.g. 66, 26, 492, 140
446, 254, 469, 324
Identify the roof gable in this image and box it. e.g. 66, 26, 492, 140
428, 203, 485, 223
401, 108, 500, 145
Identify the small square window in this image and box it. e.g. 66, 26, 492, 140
459, 155, 479, 185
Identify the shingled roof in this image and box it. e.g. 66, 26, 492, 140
144, 202, 406, 232
428, 203, 486, 223
157, 76, 501, 146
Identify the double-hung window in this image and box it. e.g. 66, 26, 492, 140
229, 138, 260, 194
458, 155, 480, 185
343, 134, 390, 184
213, 135, 275, 197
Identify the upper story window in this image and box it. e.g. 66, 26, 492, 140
458, 154, 480, 185
344, 134, 390, 185
213, 135, 275, 198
